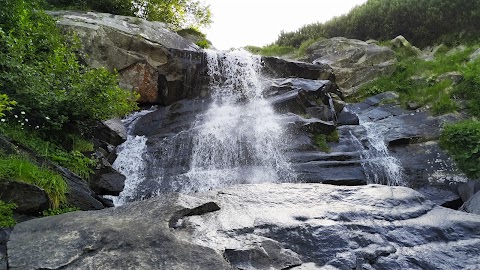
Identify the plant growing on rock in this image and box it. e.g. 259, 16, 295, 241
0, 155, 68, 209
0, 200, 16, 228
440, 120, 480, 178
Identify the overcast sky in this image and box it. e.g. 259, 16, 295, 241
201, 0, 368, 50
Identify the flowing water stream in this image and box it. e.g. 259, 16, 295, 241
113, 50, 294, 205
350, 121, 405, 186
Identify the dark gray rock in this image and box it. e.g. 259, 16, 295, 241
90, 161, 126, 196
8, 194, 232, 270
261, 57, 335, 82
0, 181, 50, 215
10, 184, 477, 269
337, 110, 359, 125
458, 180, 480, 202
56, 166, 105, 211
93, 118, 127, 146
0, 228, 12, 270
460, 190, 480, 215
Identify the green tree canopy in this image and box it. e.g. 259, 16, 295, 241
45, 0, 212, 29
276, 0, 480, 48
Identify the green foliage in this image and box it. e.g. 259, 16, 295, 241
313, 134, 330, 153
0, 201, 16, 228
45, 0, 212, 30
0, 124, 95, 179
275, 0, 480, 48
0, 0, 138, 136
42, 205, 80, 216
195, 39, 210, 49
296, 38, 321, 58
0, 94, 16, 118
244, 44, 295, 57
453, 58, 480, 118
0, 155, 68, 208
440, 120, 480, 178
349, 44, 477, 116
177, 27, 210, 48
326, 130, 340, 143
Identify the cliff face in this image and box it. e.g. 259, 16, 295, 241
50, 11, 208, 105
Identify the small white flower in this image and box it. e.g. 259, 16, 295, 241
35, 126, 39, 129
45, 116, 50, 120
20, 111, 25, 115
14, 115, 18, 118
20, 123, 24, 126
25, 119, 28, 122
0, 119, 5, 122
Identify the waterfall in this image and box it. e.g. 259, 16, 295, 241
113, 50, 294, 202
110, 109, 153, 205
176, 49, 294, 192
350, 121, 405, 186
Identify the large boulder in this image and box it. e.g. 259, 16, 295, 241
49, 11, 209, 105
0, 181, 50, 215
0, 229, 12, 270
303, 37, 396, 95
8, 183, 480, 269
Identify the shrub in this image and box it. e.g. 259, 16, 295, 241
244, 44, 294, 57
314, 134, 330, 153
43, 205, 80, 216
0, 155, 68, 209
0, 94, 16, 118
0, 201, 16, 228
453, 58, 480, 118
0, 0, 138, 136
440, 120, 480, 178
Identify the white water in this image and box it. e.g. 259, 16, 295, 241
110, 109, 153, 205
351, 121, 405, 186
177, 50, 294, 192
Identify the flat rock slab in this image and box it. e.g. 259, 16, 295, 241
8, 183, 480, 270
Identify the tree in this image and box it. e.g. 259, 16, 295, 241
45, 0, 212, 30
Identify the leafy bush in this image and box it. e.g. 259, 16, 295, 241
0, 201, 16, 228
0, 155, 68, 208
0, 0, 138, 136
0, 94, 16, 118
440, 120, 480, 178
453, 58, 480, 117
275, 0, 480, 48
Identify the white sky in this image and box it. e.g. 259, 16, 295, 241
202, 0, 368, 50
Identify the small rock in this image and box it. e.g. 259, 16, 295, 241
458, 180, 480, 202
460, 190, 480, 215
90, 161, 126, 196
94, 118, 127, 146
469, 48, 480, 62
436, 71, 463, 84
407, 101, 421, 110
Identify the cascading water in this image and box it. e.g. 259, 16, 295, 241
350, 120, 405, 186
113, 50, 294, 203
178, 49, 294, 192
110, 109, 153, 205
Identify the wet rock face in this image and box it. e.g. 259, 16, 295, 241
8, 184, 480, 269
49, 11, 209, 105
